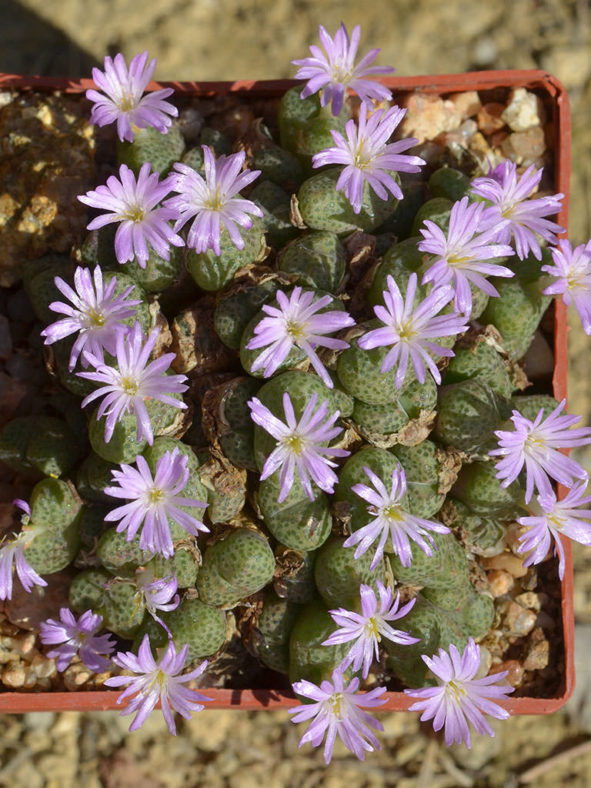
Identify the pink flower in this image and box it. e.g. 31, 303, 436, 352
165, 149, 262, 256
542, 238, 591, 334
418, 196, 514, 316
344, 466, 450, 569
78, 163, 183, 267
312, 104, 424, 213
245, 287, 355, 388
358, 273, 468, 387
248, 392, 349, 503
517, 481, 591, 580
104, 450, 209, 559
0, 500, 47, 601
292, 23, 395, 116
40, 265, 140, 371
86, 51, 177, 142
78, 322, 188, 446
40, 608, 115, 672
405, 638, 513, 748
289, 669, 387, 764
323, 581, 418, 678
105, 635, 212, 734
489, 399, 591, 503
471, 161, 564, 260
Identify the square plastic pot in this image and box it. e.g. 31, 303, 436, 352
0, 69, 573, 714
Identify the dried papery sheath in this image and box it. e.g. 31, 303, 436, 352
87, 51, 178, 142
78, 163, 183, 267
41, 265, 140, 371
78, 322, 188, 445
293, 23, 394, 116
405, 638, 513, 748
312, 103, 424, 214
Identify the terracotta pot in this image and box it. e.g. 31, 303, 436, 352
0, 70, 573, 714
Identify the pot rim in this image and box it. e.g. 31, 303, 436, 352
0, 70, 573, 714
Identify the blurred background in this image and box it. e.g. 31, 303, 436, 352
2, 0, 591, 785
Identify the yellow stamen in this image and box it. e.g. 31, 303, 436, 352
121, 377, 139, 396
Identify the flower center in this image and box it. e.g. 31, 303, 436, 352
120, 376, 140, 396
286, 319, 309, 343
117, 93, 138, 113
205, 186, 225, 212
398, 319, 416, 341
148, 487, 165, 505
547, 512, 566, 531
365, 617, 380, 641
353, 137, 373, 170
330, 61, 354, 85
284, 433, 305, 455
120, 204, 146, 223
329, 692, 344, 719
447, 680, 467, 702
85, 307, 106, 327
382, 503, 403, 521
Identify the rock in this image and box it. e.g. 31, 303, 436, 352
401, 93, 462, 143
477, 102, 506, 135
501, 600, 537, 637
487, 568, 514, 597
482, 552, 528, 578
501, 88, 544, 132
449, 90, 482, 119
489, 658, 524, 687
500, 127, 546, 165
523, 627, 549, 670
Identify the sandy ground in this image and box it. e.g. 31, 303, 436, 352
2, 1, 591, 785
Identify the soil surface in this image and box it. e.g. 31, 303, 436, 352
2, 1, 591, 785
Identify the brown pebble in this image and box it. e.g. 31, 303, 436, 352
501, 88, 544, 132
482, 552, 528, 578
2, 662, 26, 687
469, 130, 495, 161
500, 127, 546, 164
401, 93, 462, 143
501, 600, 537, 637
489, 659, 524, 687
523, 628, 550, 670
477, 102, 506, 135
487, 569, 514, 597
449, 90, 482, 119
515, 591, 541, 612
